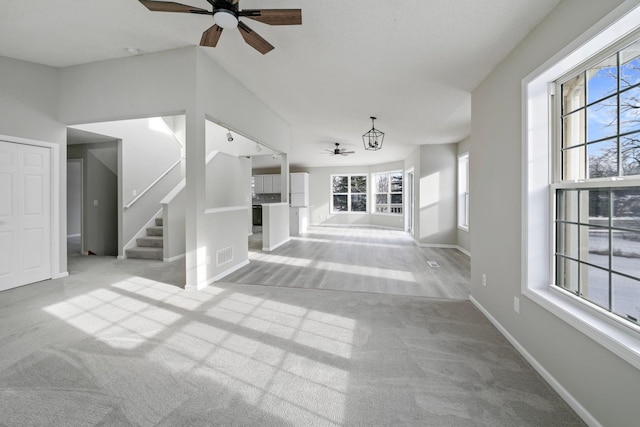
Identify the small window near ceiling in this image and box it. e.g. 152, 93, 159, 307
373, 171, 403, 214
331, 174, 367, 213
458, 153, 470, 231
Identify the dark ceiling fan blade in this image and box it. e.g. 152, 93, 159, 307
237, 21, 274, 55
241, 9, 302, 25
341, 151, 355, 154
139, 0, 209, 14
200, 24, 223, 47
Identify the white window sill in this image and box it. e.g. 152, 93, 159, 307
372, 212, 403, 217
523, 286, 640, 370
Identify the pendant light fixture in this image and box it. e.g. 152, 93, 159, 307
362, 116, 384, 151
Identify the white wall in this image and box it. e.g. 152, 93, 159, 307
418, 143, 457, 245
0, 56, 67, 276
73, 118, 183, 207
206, 153, 251, 209
471, 0, 638, 425
304, 161, 405, 229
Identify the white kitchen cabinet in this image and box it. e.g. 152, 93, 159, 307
253, 175, 264, 194
290, 206, 308, 236
290, 172, 309, 207
253, 174, 281, 194
263, 175, 273, 193
290, 173, 308, 193
272, 175, 281, 193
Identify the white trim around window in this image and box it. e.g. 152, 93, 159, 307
457, 153, 470, 231
371, 170, 403, 216
522, 2, 640, 370
330, 174, 368, 213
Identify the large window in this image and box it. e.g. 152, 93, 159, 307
331, 174, 367, 213
373, 171, 403, 214
457, 153, 469, 230
554, 36, 640, 327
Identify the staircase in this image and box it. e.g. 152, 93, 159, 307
125, 217, 163, 260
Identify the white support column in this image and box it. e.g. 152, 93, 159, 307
185, 111, 207, 290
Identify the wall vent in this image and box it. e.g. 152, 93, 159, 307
216, 246, 233, 266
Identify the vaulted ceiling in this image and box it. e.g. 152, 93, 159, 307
0, 0, 562, 167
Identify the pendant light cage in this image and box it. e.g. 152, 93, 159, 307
362, 116, 384, 151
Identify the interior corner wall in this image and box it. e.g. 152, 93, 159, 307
457, 137, 471, 253
417, 143, 457, 246
0, 55, 67, 276
470, 0, 638, 425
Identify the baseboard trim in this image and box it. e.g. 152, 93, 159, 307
456, 246, 471, 257
117, 255, 126, 260
52, 272, 69, 279
263, 237, 290, 252
415, 241, 471, 257
163, 253, 185, 262
469, 295, 601, 427
186, 259, 250, 291
66, 234, 80, 239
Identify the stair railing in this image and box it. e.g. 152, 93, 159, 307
125, 157, 183, 209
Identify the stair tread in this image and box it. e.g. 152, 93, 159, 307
126, 246, 163, 261
127, 247, 162, 254
146, 226, 163, 237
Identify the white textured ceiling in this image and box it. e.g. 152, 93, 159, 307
0, 0, 562, 168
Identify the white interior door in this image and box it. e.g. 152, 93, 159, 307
0, 141, 51, 291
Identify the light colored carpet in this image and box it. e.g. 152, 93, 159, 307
0, 255, 583, 426
230, 225, 471, 299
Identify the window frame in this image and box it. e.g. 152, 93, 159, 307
371, 170, 404, 216
330, 174, 368, 214
523, 4, 640, 370
457, 153, 470, 231
552, 33, 640, 329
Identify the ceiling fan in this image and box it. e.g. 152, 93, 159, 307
326, 143, 355, 156
138, 0, 302, 55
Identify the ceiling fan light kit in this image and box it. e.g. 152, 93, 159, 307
139, 0, 302, 54
362, 116, 384, 151
213, 9, 238, 29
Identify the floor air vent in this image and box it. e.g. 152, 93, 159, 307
427, 261, 440, 268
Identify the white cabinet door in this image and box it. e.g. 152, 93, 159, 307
254, 175, 264, 194
0, 141, 51, 291
263, 175, 273, 193
291, 193, 306, 207
272, 174, 281, 193
290, 173, 308, 193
